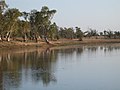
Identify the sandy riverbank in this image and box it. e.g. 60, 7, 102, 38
0, 38, 120, 49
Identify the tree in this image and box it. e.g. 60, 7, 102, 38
29, 9, 38, 42
106, 30, 113, 39
103, 30, 107, 39
49, 22, 58, 40
0, 11, 5, 41
4, 8, 22, 41
58, 27, 66, 38
0, 0, 7, 11
0, 0, 7, 41
29, 6, 56, 43
58, 27, 75, 39
114, 31, 120, 39
21, 12, 30, 42
75, 27, 83, 41
85, 28, 98, 38
100, 32, 103, 36
22, 12, 29, 21
39, 6, 56, 44
18, 20, 30, 42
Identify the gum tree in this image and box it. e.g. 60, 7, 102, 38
29, 6, 56, 43
0, 0, 7, 41
4, 8, 22, 41
75, 27, 83, 41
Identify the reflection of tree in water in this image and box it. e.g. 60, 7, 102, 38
102, 46, 120, 52
58, 47, 83, 56
0, 53, 22, 90
0, 65, 3, 90
76, 47, 83, 54
58, 48, 76, 54
0, 48, 58, 89
30, 49, 57, 86
86, 45, 120, 52
3, 72, 22, 90
0, 45, 120, 89
87, 46, 98, 52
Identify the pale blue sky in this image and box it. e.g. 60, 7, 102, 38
6, 0, 120, 31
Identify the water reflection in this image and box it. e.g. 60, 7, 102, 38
85, 45, 120, 52
0, 48, 58, 90
0, 44, 120, 90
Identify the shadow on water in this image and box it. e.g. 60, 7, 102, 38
0, 44, 120, 90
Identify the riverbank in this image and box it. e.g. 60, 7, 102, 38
0, 38, 120, 49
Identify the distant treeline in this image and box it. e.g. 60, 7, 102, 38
0, 1, 120, 43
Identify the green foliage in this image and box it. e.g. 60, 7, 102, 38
58, 27, 75, 39
85, 28, 98, 38
75, 27, 83, 41
4, 8, 22, 33
29, 6, 56, 43
0, 2, 120, 42
49, 22, 58, 40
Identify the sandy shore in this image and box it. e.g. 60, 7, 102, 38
0, 38, 120, 49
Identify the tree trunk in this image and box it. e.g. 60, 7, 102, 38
0, 35, 3, 41
79, 37, 83, 41
0, 37, 2, 41
44, 36, 50, 44
6, 32, 11, 42
35, 35, 38, 43
50, 36, 53, 41
23, 33, 27, 42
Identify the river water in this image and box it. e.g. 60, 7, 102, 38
0, 45, 120, 90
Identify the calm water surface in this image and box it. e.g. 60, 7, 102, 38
0, 45, 120, 90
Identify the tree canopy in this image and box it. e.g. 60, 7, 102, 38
0, 1, 120, 43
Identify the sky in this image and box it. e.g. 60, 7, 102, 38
6, 0, 120, 31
